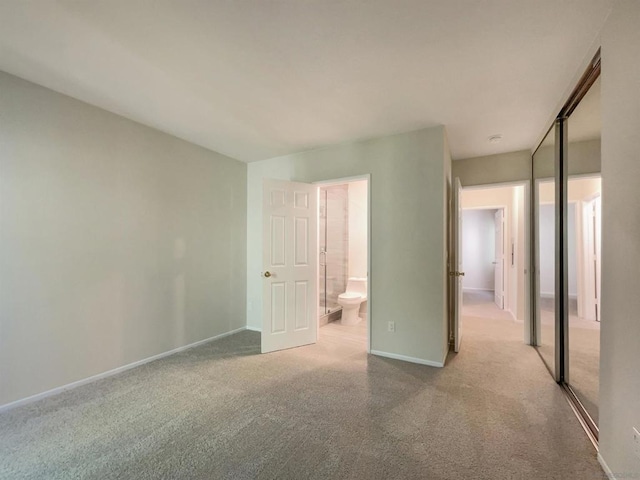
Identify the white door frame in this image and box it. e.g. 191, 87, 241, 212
593, 195, 602, 323
452, 177, 463, 352
579, 192, 601, 321
494, 208, 505, 309
458, 180, 532, 344
313, 174, 372, 353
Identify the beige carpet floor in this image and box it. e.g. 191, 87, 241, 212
537, 304, 600, 424
464, 290, 600, 424
461, 291, 517, 322
0, 314, 604, 479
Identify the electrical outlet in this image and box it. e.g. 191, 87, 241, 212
388, 321, 395, 333
634, 427, 640, 459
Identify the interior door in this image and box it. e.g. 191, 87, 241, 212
494, 209, 505, 309
262, 178, 318, 353
452, 177, 464, 352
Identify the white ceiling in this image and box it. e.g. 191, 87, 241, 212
0, 1, 613, 162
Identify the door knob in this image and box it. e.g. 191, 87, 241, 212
263, 271, 272, 278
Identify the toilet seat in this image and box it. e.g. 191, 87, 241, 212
338, 292, 362, 306
338, 292, 361, 299
337, 277, 368, 326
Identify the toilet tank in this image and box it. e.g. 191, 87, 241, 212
346, 277, 367, 299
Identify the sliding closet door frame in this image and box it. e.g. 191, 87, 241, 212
555, 118, 569, 384
559, 51, 601, 443
530, 126, 551, 352
531, 49, 601, 444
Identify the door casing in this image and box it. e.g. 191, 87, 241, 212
314, 175, 372, 353
452, 180, 532, 347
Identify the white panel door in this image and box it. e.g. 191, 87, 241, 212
452, 177, 464, 352
262, 178, 318, 354
494, 209, 505, 309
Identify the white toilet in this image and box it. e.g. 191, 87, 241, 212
337, 277, 367, 326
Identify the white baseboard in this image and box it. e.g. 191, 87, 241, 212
597, 453, 616, 480
245, 326, 262, 332
463, 287, 494, 293
370, 349, 444, 368
0, 326, 247, 413
540, 292, 578, 300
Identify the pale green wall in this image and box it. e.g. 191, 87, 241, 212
0, 71, 247, 406
453, 140, 601, 188
599, 1, 640, 476
247, 127, 450, 365
533, 139, 601, 179
452, 150, 531, 187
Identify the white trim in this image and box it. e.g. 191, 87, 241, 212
462, 179, 531, 190
366, 176, 371, 354
580, 196, 600, 321
459, 180, 531, 345
463, 287, 494, 293
0, 327, 247, 413
245, 326, 262, 332
597, 453, 616, 480
523, 181, 531, 343
539, 292, 578, 300
462, 204, 507, 211
313, 174, 371, 187
370, 349, 444, 368
535, 173, 602, 185
583, 190, 602, 203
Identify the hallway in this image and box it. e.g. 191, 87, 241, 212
462, 290, 518, 322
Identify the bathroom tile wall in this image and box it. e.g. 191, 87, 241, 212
320, 184, 349, 311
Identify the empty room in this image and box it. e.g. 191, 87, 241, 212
1, 2, 639, 479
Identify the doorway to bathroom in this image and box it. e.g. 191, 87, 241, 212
316, 177, 370, 350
